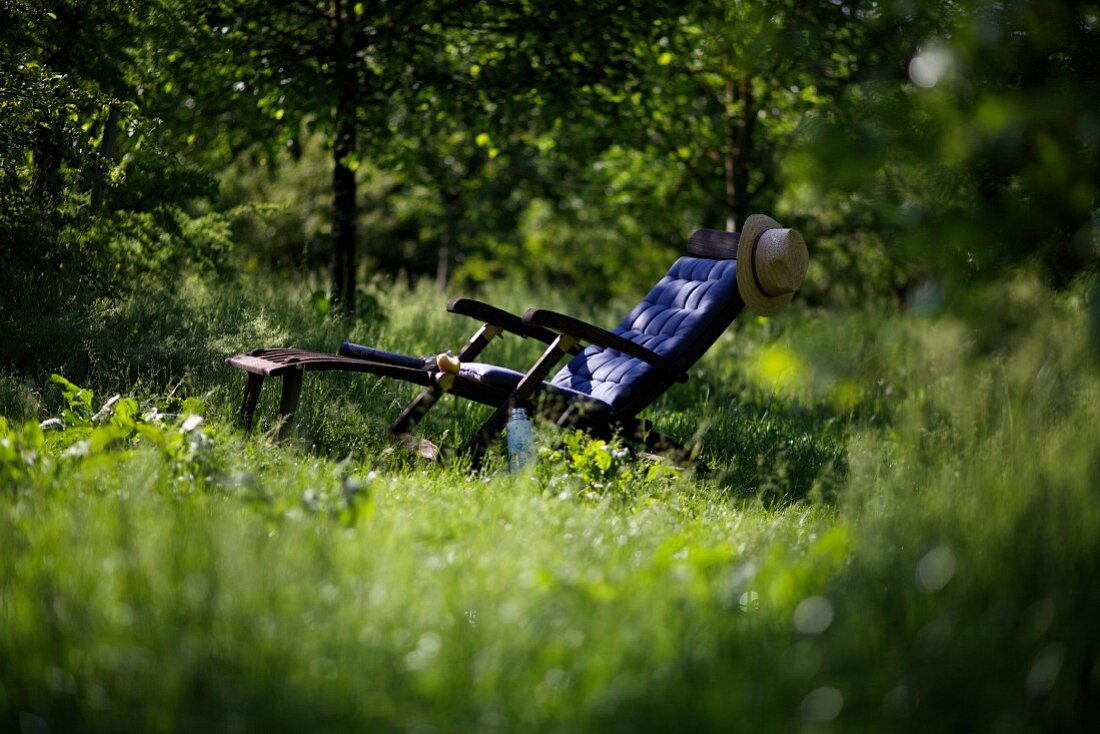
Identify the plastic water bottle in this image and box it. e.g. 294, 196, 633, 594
506, 407, 535, 472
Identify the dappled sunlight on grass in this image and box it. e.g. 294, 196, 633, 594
748, 342, 809, 395
2, 277, 1099, 731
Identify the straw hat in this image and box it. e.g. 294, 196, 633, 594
736, 214, 809, 316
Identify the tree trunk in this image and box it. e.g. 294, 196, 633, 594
722, 76, 758, 232
331, 111, 357, 316
733, 77, 755, 231
723, 78, 738, 232
30, 110, 65, 215
330, 15, 359, 317
90, 104, 120, 211
435, 190, 460, 292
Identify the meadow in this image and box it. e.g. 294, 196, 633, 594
2, 274, 1097, 732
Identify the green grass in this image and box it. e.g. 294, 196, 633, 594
2, 274, 1098, 732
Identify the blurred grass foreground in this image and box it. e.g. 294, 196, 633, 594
1, 276, 1098, 732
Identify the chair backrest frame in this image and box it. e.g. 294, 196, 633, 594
686, 228, 740, 259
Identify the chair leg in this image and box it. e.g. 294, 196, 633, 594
387, 374, 456, 462
388, 324, 503, 438
238, 373, 265, 429
466, 334, 577, 467
641, 428, 688, 454
615, 418, 708, 472
388, 386, 443, 436
276, 368, 304, 441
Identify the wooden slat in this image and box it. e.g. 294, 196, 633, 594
687, 228, 740, 259
226, 354, 296, 376
226, 349, 434, 385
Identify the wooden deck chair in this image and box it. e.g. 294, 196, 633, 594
226, 215, 808, 465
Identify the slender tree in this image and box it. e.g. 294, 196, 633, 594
166, 0, 665, 315
631, 0, 878, 232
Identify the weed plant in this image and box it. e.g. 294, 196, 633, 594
1, 274, 1097, 732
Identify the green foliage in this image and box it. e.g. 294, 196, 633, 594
0, 0, 239, 312
536, 430, 682, 500
789, 0, 1100, 295
1, 376, 223, 529
2, 277, 1099, 731
7, 0, 1097, 311
36, 374, 214, 479
49, 373, 93, 425
144, 0, 672, 310
0, 417, 47, 492
4, 1, 1100, 727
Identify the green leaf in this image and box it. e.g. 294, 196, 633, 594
89, 424, 125, 453
136, 423, 167, 449
113, 398, 140, 430
592, 444, 612, 471
21, 421, 45, 452
340, 154, 360, 171
181, 397, 205, 416
51, 374, 93, 415
309, 290, 331, 317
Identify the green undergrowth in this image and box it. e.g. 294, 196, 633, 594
2, 274, 1098, 731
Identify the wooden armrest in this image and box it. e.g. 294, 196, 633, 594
522, 308, 683, 378
447, 297, 566, 346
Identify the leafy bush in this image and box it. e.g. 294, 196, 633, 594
0, 2, 241, 312
536, 430, 683, 501
789, 0, 1100, 296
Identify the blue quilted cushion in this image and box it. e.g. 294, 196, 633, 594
549, 257, 739, 407
456, 362, 613, 411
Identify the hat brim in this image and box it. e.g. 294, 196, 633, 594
737, 214, 794, 317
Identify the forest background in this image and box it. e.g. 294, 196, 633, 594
3, 0, 1096, 314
